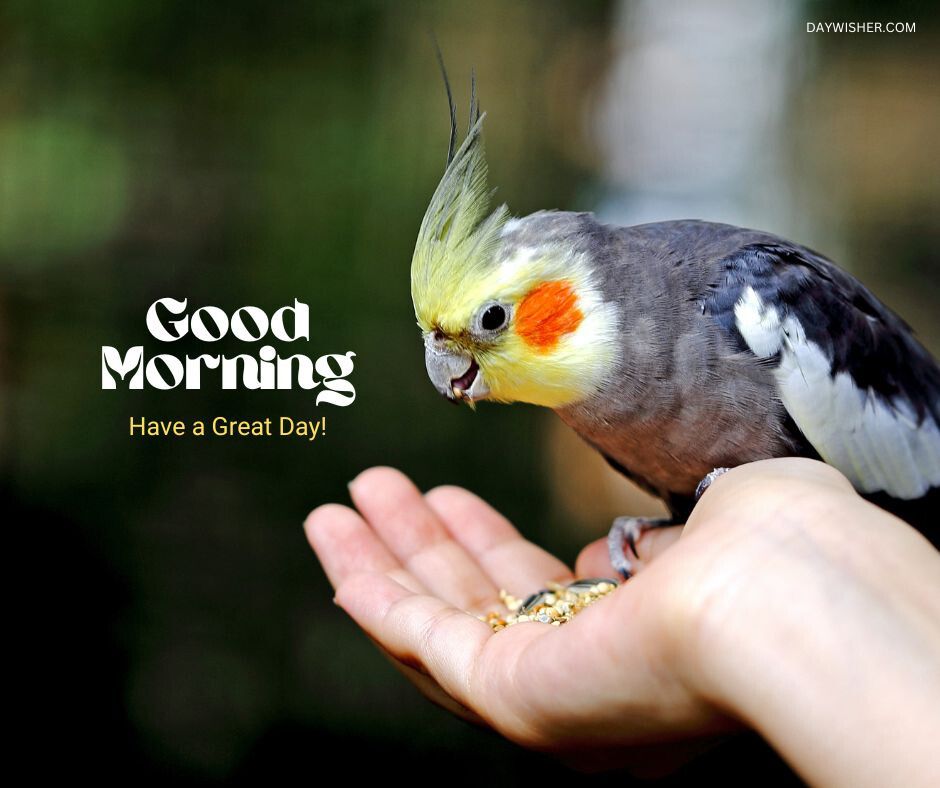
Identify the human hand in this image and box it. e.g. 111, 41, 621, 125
305, 459, 940, 783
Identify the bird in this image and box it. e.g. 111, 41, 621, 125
409, 72, 940, 577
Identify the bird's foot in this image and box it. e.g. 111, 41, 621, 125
607, 516, 674, 580
695, 467, 730, 501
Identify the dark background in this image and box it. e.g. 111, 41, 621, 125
5, 0, 938, 783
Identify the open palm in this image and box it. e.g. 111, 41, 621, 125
305, 461, 940, 781
304, 465, 799, 770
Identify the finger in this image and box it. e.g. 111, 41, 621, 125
335, 571, 494, 709
637, 526, 684, 562
348, 467, 500, 614
575, 538, 614, 578
575, 526, 684, 577
424, 485, 574, 597
304, 503, 425, 593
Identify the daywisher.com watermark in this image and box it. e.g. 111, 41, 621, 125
806, 21, 916, 33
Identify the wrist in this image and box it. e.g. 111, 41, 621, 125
670, 490, 940, 787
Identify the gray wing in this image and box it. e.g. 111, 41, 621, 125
702, 241, 940, 500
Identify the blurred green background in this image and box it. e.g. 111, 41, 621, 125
4, 0, 938, 783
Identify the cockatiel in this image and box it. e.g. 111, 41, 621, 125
410, 77, 940, 577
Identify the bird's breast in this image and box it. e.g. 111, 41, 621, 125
555, 348, 799, 499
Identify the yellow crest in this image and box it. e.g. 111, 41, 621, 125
410, 75, 509, 330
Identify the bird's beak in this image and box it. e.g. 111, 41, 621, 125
424, 339, 490, 405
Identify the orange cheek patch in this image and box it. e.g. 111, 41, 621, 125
515, 280, 584, 350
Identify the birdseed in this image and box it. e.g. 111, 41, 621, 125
478, 578, 619, 631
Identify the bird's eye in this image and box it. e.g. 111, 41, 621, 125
480, 304, 508, 331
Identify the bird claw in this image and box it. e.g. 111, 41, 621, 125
607, 516, 673, 580
606, 468, 732, 579
695, 467, 731, 501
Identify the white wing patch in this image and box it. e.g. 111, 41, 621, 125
734, 286, 782, 357
734, 286, 940, 499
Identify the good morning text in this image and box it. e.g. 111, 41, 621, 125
102, 298, 356, 406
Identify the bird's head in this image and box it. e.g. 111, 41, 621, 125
410, 78, 618, 410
